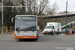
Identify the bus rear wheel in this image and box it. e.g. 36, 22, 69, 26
34, 38, 38, 41
18, 39, 22, 41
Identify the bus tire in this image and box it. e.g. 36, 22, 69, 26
34, 38, 38, 41
57, 33, 59, 35
18, 39, 22, 41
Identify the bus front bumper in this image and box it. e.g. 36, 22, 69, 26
15, 36, 37, 39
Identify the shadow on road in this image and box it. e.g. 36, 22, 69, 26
16, 39, 38, 42
37, 35, 62, 42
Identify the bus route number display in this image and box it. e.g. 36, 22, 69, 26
17, 17, 35, 19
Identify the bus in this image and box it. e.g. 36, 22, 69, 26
12, 15, 39, 40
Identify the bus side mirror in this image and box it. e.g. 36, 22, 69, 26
11, 17, 14, 22
37, 26, 40, 31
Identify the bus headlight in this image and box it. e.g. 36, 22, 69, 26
34, 34, 37, 36
15, 34, 19, 36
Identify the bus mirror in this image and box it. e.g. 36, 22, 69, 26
11, 17, 14, 22
37, 26, 40, 31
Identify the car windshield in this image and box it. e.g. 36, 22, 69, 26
45, 26, 52, 29
71, 29, 75, 30
15, 17, 36, 31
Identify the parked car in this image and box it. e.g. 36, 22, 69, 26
61, 29, 68, 34
61, 28, 75, 34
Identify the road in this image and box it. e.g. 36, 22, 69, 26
0, 34, 75, 50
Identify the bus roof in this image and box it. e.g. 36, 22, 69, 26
15, 15, 37, 18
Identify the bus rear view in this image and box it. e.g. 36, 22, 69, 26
12, 15, 39, 40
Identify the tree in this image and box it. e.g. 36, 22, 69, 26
45, 2, 58, 15
38, 0, 49, 15
26, 0, 32, 15
3, 0, 17, 30
38, 17, 47, 30
0, 0, 1, 3
18, 0, 26, 15
25, 0, 49, 15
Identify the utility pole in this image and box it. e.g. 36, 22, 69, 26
65, 1, 68, 33
1, 0, 3, 34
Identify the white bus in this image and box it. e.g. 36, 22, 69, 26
12, 15, 39, 40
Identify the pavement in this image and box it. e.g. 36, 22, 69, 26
0, 33, 75, 50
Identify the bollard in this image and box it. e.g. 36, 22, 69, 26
13, 30, 14, 34
6, 28, 8, 33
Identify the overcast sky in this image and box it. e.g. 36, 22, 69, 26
50, 0, 75, 13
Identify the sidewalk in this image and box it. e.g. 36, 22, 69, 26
0, 32, 13, 34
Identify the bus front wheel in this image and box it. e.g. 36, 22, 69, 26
34, 38, 38, 41
57, 33, 59, 35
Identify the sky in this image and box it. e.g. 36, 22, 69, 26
50, 0, 75, 13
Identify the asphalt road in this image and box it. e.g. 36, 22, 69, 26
0, 34, 75, 50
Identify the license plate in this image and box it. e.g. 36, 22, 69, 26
24, 37, 28, 38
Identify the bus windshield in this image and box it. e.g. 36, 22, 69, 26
45, 26, 52, 29
15, 17, 36, 31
